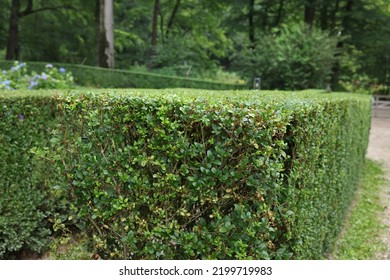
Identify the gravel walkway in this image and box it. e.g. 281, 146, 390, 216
366, 109, 390, 259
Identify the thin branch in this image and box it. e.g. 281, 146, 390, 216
19, 0, 33, 17
19, 5, 76, 17
248, 0, 255, 46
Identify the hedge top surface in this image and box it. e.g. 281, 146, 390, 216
0, 88, 371, 104
0, 89, 372, 126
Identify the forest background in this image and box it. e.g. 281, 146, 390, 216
0, 0, 389, 92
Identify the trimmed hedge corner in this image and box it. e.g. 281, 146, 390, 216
0, 89, 371, 259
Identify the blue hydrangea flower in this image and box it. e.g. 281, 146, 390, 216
46, 64, 53, 68
19, 63, 26, 68
41, 74, 48, 80
3, 80, 11, 85
18, 114, 25, 120
59, 67, 66, 73
28, 80, 38, 89
1, 70, 6, 75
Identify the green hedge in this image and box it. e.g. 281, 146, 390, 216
0, 61, 247, 90
0, 92, 62, 258
0, 89, 371, 259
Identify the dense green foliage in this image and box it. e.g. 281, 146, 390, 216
0, 61, 245, 90
0, 89, 371, 259
285, 92, 371, 257
0, 92, 61, 258
236, 24, 339, 90
1, 0, 389, 91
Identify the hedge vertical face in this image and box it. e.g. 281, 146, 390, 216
0, 94, 60, 258
283, 99, 372, 258
0, 89, 371, 260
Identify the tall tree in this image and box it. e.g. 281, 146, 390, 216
304, 0, 317, 28
165, 0, 180, 38
331, 0, 353, 86
330, 0, 341, 31
96, 0, 115, 68
6, 0, 21, 60
274, 0, 285, 27
5, 0, 74, 60
148, 0, 159, 68
0, 3, 8, 51
319, 0, 329, 30
248, 0, 255, 47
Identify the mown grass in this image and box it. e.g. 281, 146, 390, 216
333, 159, 388, 259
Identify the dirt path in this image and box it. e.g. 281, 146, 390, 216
366, 109, 390, 259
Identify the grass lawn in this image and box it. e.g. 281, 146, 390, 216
333, 159, 388, 259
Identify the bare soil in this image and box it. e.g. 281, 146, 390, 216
366, 109, 390, 259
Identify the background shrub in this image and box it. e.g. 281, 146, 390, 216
235, 24, 339, 90
0, 62, 74, 90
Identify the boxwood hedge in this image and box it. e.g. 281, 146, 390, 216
0, 92, 61, 258
0, 89, 371, 259
0, 61, 246, 90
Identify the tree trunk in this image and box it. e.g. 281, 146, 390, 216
104, 0, 114, 68
148, 0, 159, 68
248, 0, 255, 47
330, 0, 340, 31
340, 0, 353, 32
304, 0, 317, 28
96, 0, 115, 68
6, 0, 21, 60
5, 0, 74, 60
262, 6, 269, 31
274, 0, 285, 27
320, 0, 328, 30
331, 0, 353, 87
151, 0, 159, 48
160, 9, 164, 42
166, 0, 181, 38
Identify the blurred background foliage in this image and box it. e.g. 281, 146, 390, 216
0, 0, 389, 92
